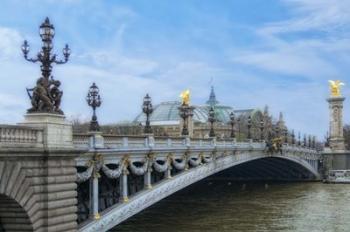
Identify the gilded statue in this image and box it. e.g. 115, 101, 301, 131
328, 80, 345, 97
180, 89, 190, 105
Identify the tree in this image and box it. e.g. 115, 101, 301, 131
343, 124, 350, 150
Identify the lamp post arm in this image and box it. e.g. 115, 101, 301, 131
24, 54, 40, 63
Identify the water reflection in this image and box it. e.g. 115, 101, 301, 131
113, 181, 350, 232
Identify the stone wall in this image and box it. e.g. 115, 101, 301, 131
0, 150, 79, 232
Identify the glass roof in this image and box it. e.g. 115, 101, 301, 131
133, 87, 261, 125
134, 101, 258, 124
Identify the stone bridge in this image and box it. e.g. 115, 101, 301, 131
0, 118, 320, 232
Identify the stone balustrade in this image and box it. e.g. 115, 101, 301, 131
0, 124, 43, 148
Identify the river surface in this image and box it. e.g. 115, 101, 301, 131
112, 181, 350, 232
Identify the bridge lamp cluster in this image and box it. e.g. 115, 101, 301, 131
21, 17, 71, 80
86, 83, 102, 132
208, 107, 216, 138
229, 112, 235, 139
247, 115, 252, 140
142, 94, 153, 134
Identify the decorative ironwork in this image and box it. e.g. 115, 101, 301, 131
86, 83, 102, 131
284, 128, 288, 144
308, 135, 312, 148
325, 131, 330, 147
236, 118, 241, 140
142, 94, 153, 134
312, 136, 316, 149
22, 17, 70, 114
229, 112, 235, 138
178, 104, 194, 136
247, 115, 252, 140
291, 130, 295, 145
208, 107, 215, 138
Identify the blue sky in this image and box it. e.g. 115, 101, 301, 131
0, 0, 349, 138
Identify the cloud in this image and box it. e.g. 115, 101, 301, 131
262, 0, 350, 35
0, 27, 23, 61
1, 0, 349, 139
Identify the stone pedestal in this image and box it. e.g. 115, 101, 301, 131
88, 131, 104, 149
327, 97, 345, 151
324, 96, 350, 182
18, 113, 73, 149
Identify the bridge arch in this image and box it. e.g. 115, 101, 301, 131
79, 150, 319, 232
0, 161, 37, 232
0, 194, 33, 232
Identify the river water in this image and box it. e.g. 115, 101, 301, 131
113, 181, 350, 232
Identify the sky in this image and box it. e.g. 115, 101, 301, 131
0, 0, 350, 138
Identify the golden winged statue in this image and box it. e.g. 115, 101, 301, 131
329, 80, 345, 97
180, 89, 190, 105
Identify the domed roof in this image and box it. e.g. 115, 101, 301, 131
134, 101, 181, 125
133, 87, 261, 125
134, 101, 235, 125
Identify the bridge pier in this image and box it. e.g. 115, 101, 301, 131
0, 114, 81, 232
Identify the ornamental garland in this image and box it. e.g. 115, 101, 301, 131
76, 166, 94, 183
153, 159, 169, 172
202, 156, 213, 163
172, 157, 186, 170
101, 163, 124, 179
129, 158, 149, 176
189, 156, 201, 167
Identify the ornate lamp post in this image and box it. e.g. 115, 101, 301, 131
208, 107, 216, 138
298, 132, 301, 146
303, 134, 307, 147
178, 105, 194, 137
247, 115, 252, 140
308, 135, 312, 148
86, 83, 102, 132
229, 112, 236, 138
284, 128, 288, 144
275, 125, 280, 139
291, 130, 295, 145
179, 107, 189, 136
260, 118, 264, 141
22, 17, 70, 114
237, 117, 241, 141
142, 94, 153, 134
178, 89, 194, 137
325, 131, 330, 147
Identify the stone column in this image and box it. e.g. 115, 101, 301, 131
92, 171, 100, 220
327, 97, 346, 151
120, 168, 129, 202
165, 163, 172, 179
144, 169, 152, 189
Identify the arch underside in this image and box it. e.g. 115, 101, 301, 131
213, 157, 317, 181
0, 194, 33, 232
80, 154, 319, 232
